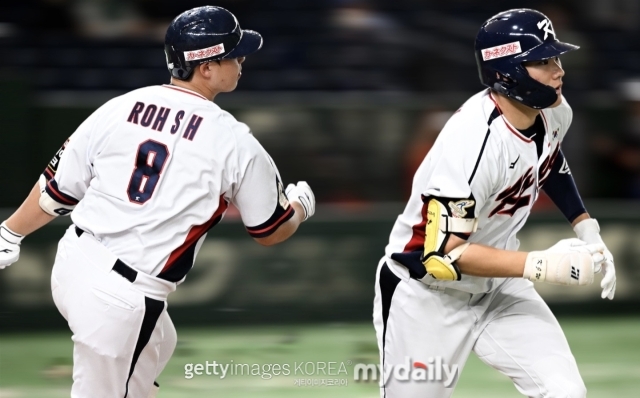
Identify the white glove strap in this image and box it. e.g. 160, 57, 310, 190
0, 221, 23, 245
523, 253, 548, 283
524, 251, 593, 286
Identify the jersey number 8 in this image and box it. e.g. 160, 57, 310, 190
127, 139, 169, 204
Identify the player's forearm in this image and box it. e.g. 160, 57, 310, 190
439, 234, 602, 286
5, 182, 56, 236
253, 202, 304, 246
455, 243, 527, 278
442, 235, 526, 277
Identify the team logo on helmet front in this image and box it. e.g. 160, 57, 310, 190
481, 41, 522, 61
184, 43, 226, 61
537, 19, 556, 40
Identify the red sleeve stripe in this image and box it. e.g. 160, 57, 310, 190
43, 167, 55, 180
46, 180, 79, 205
246, 206, 295, 237
403, 200, 428, 253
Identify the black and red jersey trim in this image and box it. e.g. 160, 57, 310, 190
43, 166, 55, 181
402, 196, 429, 253
469, 107, 500, 184
157, 195, 228, 282
488, 93, 533, 143
162, 85, 208, 101
43, 138, 69, 181
46, 179, 79, 205
246, 205, 294, 238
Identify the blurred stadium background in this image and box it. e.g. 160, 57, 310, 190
1, 0, 639, 396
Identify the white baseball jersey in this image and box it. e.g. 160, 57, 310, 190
43, 84, 293, 283
385, 88, 572, 293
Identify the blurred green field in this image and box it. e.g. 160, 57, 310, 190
0, 317, 639, 397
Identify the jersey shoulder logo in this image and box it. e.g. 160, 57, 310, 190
448, 200, 474, 218
509, 155, 520, 169
489, 166, 535, 217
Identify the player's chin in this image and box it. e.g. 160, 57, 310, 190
222, 82, 239, 93
547, 94, 563, 108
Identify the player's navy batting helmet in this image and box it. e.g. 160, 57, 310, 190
475, 9, 579, 109
164, 6, 263, 80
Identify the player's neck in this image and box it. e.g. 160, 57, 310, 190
493, 92, 540, 130
169, 78, 217, 101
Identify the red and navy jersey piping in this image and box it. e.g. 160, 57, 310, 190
161, 85, 208, 101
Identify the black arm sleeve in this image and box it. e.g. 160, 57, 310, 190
542, 149, 587, 223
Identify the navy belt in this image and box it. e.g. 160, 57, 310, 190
75, 226, 138, 283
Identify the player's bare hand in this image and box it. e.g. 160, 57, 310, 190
524, 238, 604, 286
573, 218, 616, 299
285, 182, 315, 221
0, 221, 24, 269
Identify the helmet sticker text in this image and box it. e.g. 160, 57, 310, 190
481, 41, 522, 61
184, 43, 226, 61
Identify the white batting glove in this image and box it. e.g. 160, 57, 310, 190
574, 218, 616, 300
0, 221, 24, 269
524, 238, 604, 286
285, 181, 315, 221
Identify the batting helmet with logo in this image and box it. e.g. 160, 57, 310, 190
475, 8, 579, 109
164, 6, 263, 80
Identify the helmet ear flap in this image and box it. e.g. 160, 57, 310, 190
165, 45, 194, 80
495, 71, 517, 89
478, 65, 517, 93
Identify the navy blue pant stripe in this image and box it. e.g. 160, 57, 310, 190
124, 296, 164, 397
379, 263, 400, 398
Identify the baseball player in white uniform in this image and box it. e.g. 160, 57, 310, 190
0, 6, 315, 398
373, 9, 616, 398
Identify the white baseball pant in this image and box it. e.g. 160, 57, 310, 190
373, 257, 586, 398
51, 225, 177, 398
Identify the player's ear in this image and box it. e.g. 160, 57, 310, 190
196, 62, 212, 79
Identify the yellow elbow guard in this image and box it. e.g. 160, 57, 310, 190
422, 253, 461, 280
420, 197, 475, 281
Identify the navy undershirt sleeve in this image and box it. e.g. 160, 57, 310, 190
541, 149, 587, 223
